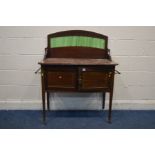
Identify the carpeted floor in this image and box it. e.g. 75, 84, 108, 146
0, 110, 155, 129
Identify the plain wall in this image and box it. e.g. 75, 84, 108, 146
0, 26, 155, 109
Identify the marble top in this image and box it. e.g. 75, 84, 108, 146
39, 58, 118, 66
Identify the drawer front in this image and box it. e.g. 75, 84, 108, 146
46, 71, 76, 90
79, 68, 113, 91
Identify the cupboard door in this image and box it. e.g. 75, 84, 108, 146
46, 70, 76, 90
79, 67, 113, 91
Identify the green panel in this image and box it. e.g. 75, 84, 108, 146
50, 36, 105, 49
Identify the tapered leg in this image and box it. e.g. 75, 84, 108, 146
42, 90, 46, 124
108, 91, 113, 123
107, 69, 115, 123
41, 68, 46, 124
47, 92, 50, 111
102, 92, 105, 109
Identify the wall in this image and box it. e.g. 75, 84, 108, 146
0, 26, 155, 109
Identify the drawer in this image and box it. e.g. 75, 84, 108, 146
46, 70, 76, 90
79, 67, 113, 90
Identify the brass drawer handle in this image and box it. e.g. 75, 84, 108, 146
58, 75, 62, 79
82, 68, 86, 72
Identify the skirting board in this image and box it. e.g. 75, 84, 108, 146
0, 100, 155, 110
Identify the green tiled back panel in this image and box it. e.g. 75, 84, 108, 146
50, 36, 105, 49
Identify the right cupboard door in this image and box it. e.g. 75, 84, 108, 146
79, 67, 113, 91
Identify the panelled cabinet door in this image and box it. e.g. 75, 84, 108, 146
79, 67, 113, 91
46, 69, 77, 90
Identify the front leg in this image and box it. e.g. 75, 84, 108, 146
41, 68, 46, 124
47, 91, 50, 111
108, 91, 113, 123
102, 92, 105, 109
108, 69, 115, 123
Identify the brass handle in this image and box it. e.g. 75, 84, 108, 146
58, 75, 62, 79
82, 68, 86, 72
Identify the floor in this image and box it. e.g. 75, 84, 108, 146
0, 110, 155, 129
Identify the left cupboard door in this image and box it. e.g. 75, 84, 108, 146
45, 68, 77, 91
